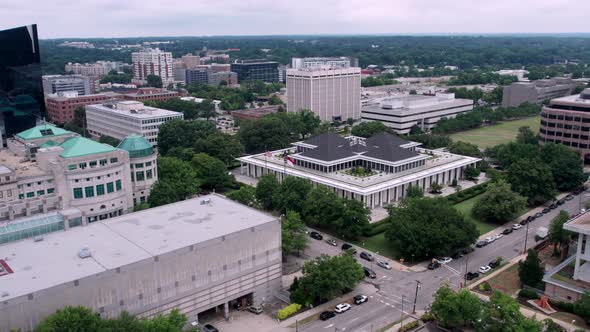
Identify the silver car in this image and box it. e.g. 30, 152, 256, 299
377, 260, 392, 269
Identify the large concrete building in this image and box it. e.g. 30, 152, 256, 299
502, 78, 576, 107
131, 48, 174, 85
238, 132, 479, 209
286, 67, 361, 122
539, 88, 590, 162
0, 194, 281, 331
291, 57, 358, 69
361, 93, 474, 134
86, 100, 183, 146
42, 75, 93, 96
231, 60, 279, 83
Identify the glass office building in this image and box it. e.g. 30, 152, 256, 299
231, 60, 279, 83
0, 24, 44, 140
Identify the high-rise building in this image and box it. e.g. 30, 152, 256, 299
42, 75, 93, 96
231, 60, 279, 83
291, 57, 357, 69
131, 48, 174, 85
502, 78, 576, 107
181, 53, 201, 69
286, 67, 361, 122
0, 24, 44, 139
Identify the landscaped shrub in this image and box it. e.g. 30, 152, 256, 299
446, 182, 488, 205
364, 218, 392, 236
420, 312, 435, 322
398, 320, 419, 332
276, 303, 302, 320
478, 282, 492, 293
518, 288, 540, 300
550, 300, 575, 314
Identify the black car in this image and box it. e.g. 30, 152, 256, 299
502, 228, 513, 235
534, 212, 544, 218
310, 231, 323, 240
360, 251, 375, 261
427, 261, 441, 270
526, 215, 535, 222
557, 199, 565, 206
341, 243, 357, 254
202, 324, 219, 332
549, 203, 557, 209
461, 247, 474, 255
320, 311, 336, 321
465, 271, 480, 280
542, 208, 551, 214
363, 267, 376, 278
489, 258, 502, 268
451, 251, 464, 259
475, 241, 487, 248
566, 194, 575, 201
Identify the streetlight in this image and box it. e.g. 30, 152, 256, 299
522, 221, 530, 255
412, 280, 422, 314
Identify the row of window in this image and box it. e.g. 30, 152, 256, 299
17, 179, 53, 190
540, 128, 590, 140
72, 180, 122, 199
16, 188, 56, 200
130, 161, 152, 169
542, 138, 589, 149
140, 116, 180, 125
72, 171, 120, 184
131, 169, 154, 182
541, 112, 590, 122
541, 120, 590, 132
68, 157, 119, 171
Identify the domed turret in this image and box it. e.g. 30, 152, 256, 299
117, 134, 154, 158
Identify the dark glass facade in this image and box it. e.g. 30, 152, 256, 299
231, 61, 279, 83
0, 24, 44, 139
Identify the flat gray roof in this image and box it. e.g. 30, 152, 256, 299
0, 194, 277, 301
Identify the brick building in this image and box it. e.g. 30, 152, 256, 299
45, 92, 114, 124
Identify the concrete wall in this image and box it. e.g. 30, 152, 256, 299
0, 219, 281, 331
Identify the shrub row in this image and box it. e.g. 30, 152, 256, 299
398, 320, 419, 332
518, 288, 540, 300
276, 303, 302, 320
446, 182, 489, 205
363, 218, 391, 237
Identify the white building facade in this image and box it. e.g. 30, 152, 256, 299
131, 48, 174, 85
291, 57, 357, 69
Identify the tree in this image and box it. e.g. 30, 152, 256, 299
191, 153, 235, 191
477, 291, 542, 332
281, 210, 307, 257
297, 109, 321, 139
276, 176, 312, 214
268, 94, 283, 105
574, 291, 590, 322
256, 174, 280, 210
36, 306, 102, 332
507, 158, 555, 205
516, 126, 538, 145
351, 121, 390, 137
237, 116, 292, 153
99, 135, 120, 147
431, 285, 482, 328
406, 185, 424, 199
194, 133, 244, 166
429, 182, 443, 194
464, 166, 481, 181
335, 199, 370, 240
146, 74, 163, 88
148, 157, 199, 207
490, 142, 540, 168
385, 197, 478, 259
225, 185, 257, 207
302, 185, 344, 228
472, 180, 527, 224
290, 254, 364, 306
549, 210, 572, 259
540, 143, 586, 191
518, 249, 544, 289
157, 119, 217, 155
447, 141, 482, 157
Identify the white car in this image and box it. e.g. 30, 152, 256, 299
479, 265, 492, 274
377, 260, 392, 270
485, 237, 495, 244
437, 257, 453, 264
512, 223, 523, 230
494, 233, 503, 240
335, 303, 351, 313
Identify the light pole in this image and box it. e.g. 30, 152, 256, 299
401, 295, 405, 329
412, 280, 422, 314
523, 221, 530, 255
463, 254, 470, 288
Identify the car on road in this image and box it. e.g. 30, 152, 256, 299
363, 267, 376, 278
542, 208, 551, 214
437, 257, 453, 264
534, 212, 544, 218
320, 311, 336, 321
354, 294, 368, 304
566, 194, 575, 201
360, 251, 375, 261
335, 303, 351, 313
557, 199, 565, 206
475, 241, 487, 248
479, 265, 492, 274
326, 239, 337, 246
549, 203, 557, 209
310, 231, 323, 240
247, 305, 263, 314
465, 271, 480, 280
512, 223, 523, 230
341, 243, 357, 254
489, 258, 502, 268
502, 228, 513, 235
526, 215, 535, 222
494, 233, 503, 240
485, 237, 495, 244
427, 261, 441, 270
452, 251, 464, 259
202, 324, 219, 332
377, 260, 392, 270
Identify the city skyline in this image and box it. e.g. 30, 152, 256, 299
2, 0, 590, 38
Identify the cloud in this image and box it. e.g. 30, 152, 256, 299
0, 0, 588, 38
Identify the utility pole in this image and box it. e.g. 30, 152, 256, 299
412, 280, 421, 314
523, 221, 530, 255
463, 254, 469, 288
401, 294, 405, 329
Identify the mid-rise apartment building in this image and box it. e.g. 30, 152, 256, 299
185, 68, 209, 85
64, 62, 109, 77
118, 88, 181, 103
502, 78, 577, 107
42, 75, 93, 96
286, 67, 361, 122
539, 88, 590, 161
361, 93, 474, 134
209, 71, 238, 86
181, 53, 201, 68
131, 48, 174, 85
231, 60, 279, 83
45, 92, 114, 124
86, 100, 183, 145
291, 57, 358, 69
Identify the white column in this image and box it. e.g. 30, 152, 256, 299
574, 233, 584, 280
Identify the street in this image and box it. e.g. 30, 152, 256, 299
295, 192, 590, 332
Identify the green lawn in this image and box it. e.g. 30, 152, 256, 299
351, 232, 400, 260
449, 116, 540, 149
453, 195, 497, 235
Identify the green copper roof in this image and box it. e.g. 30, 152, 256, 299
117, 134, 153, 158
16, 124, 72, 140
59, 137, 117, 158
13, 94, 36, 105
40, 140, 60, 148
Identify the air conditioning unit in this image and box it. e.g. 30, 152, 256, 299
78, 247, 92, 259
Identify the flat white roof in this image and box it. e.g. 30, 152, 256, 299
0, 194, 276, 301
86, 103, 183, 119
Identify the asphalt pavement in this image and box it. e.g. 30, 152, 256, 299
295, 191, 590, 332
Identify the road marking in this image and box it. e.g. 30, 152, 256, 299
324, 324, 334, 328
350, 317, 359, 322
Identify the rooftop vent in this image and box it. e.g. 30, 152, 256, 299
78, 247, 92, 259
33, 236, 43, 242
200, 198, 211, 205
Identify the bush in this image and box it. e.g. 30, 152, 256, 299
479, 282, 492, 292
420, 312, 435, 322
398, 320, 419, 332
446, 182, 489, 204
518, 288, 540, 300
550, 300, 575, 314
276, 303, 302, 320
363, 218, 391, 236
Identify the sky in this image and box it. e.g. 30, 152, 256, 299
1, 0, 589, 39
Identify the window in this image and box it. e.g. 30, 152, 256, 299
26, 192, 34, 198
18, 193, 24, 199
79, 162, 87, 169
89, 161, 97, 167
146, 161, 152, 167
99, 159, 107, 166
110, 157, 118, 163
37, 190, 45, 196
73, 188, 83, 199
146, 169, 153, 179
68, 165, 77, 170
96, 184, 105, 196
136, 171, 145, 181
135, 163, 144, 168
0, 191, 3, 198
47, 188, 55, 194
115, 180, 122, 191
107, 182, 114, 193
85, 186, 94, 198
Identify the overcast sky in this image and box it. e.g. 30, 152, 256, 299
1, 0, 589, 39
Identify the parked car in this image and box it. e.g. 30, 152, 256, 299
363, 267, 376, 278
512, 223, 523, 230
526, 215, 535, 222
475, 241, 487, 248
437, 257, 453, 264
494, 233, 503, 240
566, 194, 575, 201
542, 208, 551, 214
549, 203, 557, 209
202, 324, 219, 332
502, 228, 513, 235
310, 231, 323, 240
360, 251, 375, 261
354, 294, 368, 304
479, 265, 492, 274
341, 243, 357, 254
320, 311, 336, 321
489, 258, 502, 268
534, 212, 544, 218
520, 219, 528, 226
465, 271, 480, 280
247, 305, 263, 314
485, 237, 495, 244
427, 261, 441, 270
377, 260, 392, 270
462, 247, 474, 254
335, 303, 351, 313
557, 199, 565, 206
452, 251, 464, 259
326, 239, 337, 246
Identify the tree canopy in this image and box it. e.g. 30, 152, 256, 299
518, 249, 545, 289
472, 180, 527, 224
351, 121, 391, 138
146, 74, 163, 88
191, 153, 235, 191
549, 210, 572, 259
507, 158, 556, 205
148, 157, 199, 207
431, 285, 482, 329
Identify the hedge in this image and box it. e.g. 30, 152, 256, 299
398, 320, 419, 332
364, 218, 392, 237
276, 303, 302, 320
446, 182, 489, 205
518, 288, 540, 300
